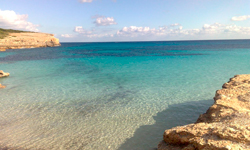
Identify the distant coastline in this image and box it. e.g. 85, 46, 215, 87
0, 28, 60, 51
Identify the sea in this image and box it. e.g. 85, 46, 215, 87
0, 40, 250, 150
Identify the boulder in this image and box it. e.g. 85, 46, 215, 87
0, 70, 10, 78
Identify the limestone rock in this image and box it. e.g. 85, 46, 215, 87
0, 83, 6, 89
158, 74, 250, 150
0, 32, 61, 51
0, 70, 10, 78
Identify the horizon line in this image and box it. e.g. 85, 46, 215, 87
60, 38, 250, 43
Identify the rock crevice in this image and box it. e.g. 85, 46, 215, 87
158, 75, 250, 150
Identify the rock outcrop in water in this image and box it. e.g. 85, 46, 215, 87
0, 83, 6, 89
0, 32, 60, 51
158, 74, 250, 150
0, 70, 9, 89
0, 70, 9, 78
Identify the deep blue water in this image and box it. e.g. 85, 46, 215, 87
1, 40, 250, 150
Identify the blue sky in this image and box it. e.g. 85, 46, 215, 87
1, 0, 250, 42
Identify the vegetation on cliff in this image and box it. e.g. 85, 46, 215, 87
0, 28, 32, 39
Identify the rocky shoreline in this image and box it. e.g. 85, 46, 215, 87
0, 32, 60, 51
158, 74, 250, 150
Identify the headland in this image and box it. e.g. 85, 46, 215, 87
0, 28, 60, 51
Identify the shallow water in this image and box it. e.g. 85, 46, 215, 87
0, 40, 250, 149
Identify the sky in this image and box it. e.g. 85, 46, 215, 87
1, 0, 250, 42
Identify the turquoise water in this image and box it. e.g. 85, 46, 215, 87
1, 40, 250, 149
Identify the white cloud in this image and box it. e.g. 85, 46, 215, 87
231, 15, 250, 21
0, 9, 39, 31
73, 26, 113, 38
224, 25, 250, 34
74, 26, 92, 34
79, 0, 93, 3
93, 16, 117, 26
116, 25, 189, 37
201, 23, 223, 34
116, 26, 154, 37
61, 34, 74, 38
74, 26, 84, 33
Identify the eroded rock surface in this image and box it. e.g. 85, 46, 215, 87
158, 74, 250, 150
0, 32, 60, 51
0, 83, 6, 89
0, 70, 9, 78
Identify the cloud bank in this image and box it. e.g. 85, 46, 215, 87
116, 23, 250, 38
0, 9, 39, 31
61, 22, 250, 41
231, 15, 250, 21
73, 26, 114, 38
116, 26, 153, 37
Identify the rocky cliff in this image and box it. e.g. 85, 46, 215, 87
0, 32, 60, 51
158, 75, 250, 150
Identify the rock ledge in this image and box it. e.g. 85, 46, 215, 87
158, 74, 250, 150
